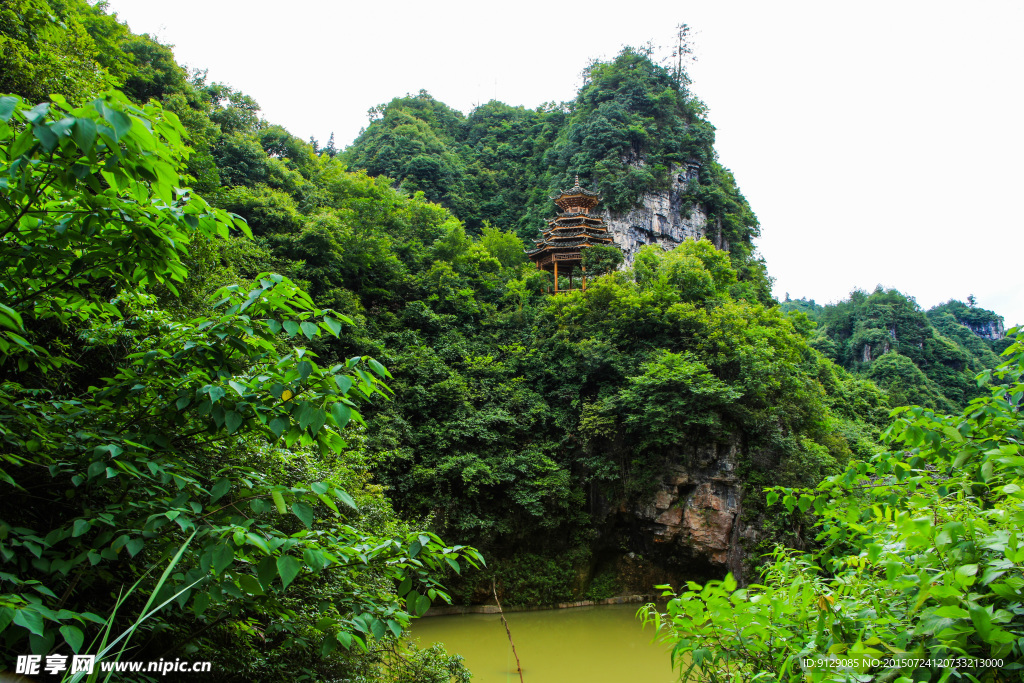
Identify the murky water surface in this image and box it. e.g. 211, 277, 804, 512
409, 603, 677, 683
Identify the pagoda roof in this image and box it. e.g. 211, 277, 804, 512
550, 175, 601, 201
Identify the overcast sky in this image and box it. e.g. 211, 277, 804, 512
104, 0, 1024, 326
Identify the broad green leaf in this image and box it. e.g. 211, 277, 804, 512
969, 603, 993, 640
269, 416, 288, 438
210, 477, 230, 503
238, 573, 264, 596
13, 608, 44, 636
277, 555, 301, 590
212, 544, 234, 575
225, 410, 243, 434
367, 358, 392, 378
336, 489, 358, 511
72, 118, 96, 152
322, 316, 342, 336
0, 96, 17, 122
292, 502, 314, 528
414, 594, 431, 617
331, 403, 351, 430
256, 556, 277, 590
60, 625, 84, 653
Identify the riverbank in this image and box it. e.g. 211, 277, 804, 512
424, 593, 657, 617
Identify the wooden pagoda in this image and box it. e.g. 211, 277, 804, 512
527, 175, 616, 292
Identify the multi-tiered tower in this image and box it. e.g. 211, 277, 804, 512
527, 176, 616, 292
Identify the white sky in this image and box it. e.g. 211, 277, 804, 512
104, 0, 1024, 327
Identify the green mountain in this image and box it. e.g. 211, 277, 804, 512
1, 3, 1018, 680
782, 289, 1008, 411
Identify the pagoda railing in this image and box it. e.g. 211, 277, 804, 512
543, 228, 609, 239
548, 217, 604, 228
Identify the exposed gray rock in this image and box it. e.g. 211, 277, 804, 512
962, 319, 1005, 340
599, 164, 716, 265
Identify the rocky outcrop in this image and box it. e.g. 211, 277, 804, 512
591, 436, 757, 587
962, 319, 1005, 340
599, 164, 716, 265
632, 438, 750, 580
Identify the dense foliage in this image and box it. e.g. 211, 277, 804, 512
0, 48, 479, 683
642, 331, 1024, 682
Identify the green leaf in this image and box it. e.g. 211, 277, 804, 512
272, 490, 287, 514
71, 519, 90, 537
300, 321, 319, 340
212, 543, 234, 575
238, 573, 264, 596
269, 416, 288, 438
277, 555, 301, 590
0, 96, 17, 122
334, 376, 353, 394
72, 117, 96, 152
256, 556, 277, 590
322, 316, 342, 336
126, 538, 145, 557
368, 358, 392, 378
370, 618, 386, 640
331, 402, 351, 430
968, 603, 992, 639
225, 410, 243, 434
292, 502, 314, 528
209, 477, 230, 503
192, 592, 210, 617
414, 594, 431, 617
104, 108, 132, 139
336, 489, 358, 511
13, 608, 44, 636
954, 563, 979, 586
336, 631, 353, 649
60, 624, 84, 653
282, 320, 299, 337
303, 547, 327, 572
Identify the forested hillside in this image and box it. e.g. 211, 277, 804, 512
2, 2, 1020, 682
342, 49, 764, 283
782, 289, 1009, 412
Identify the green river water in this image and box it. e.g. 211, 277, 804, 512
409, 603, 678, 683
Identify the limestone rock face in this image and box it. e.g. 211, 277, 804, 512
621, 437, 753, 581
634, 438, 741, 565
963, 319, 1005, 340
599, 165, 716, 265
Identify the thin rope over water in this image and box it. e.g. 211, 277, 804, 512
493, 580, 524, 682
